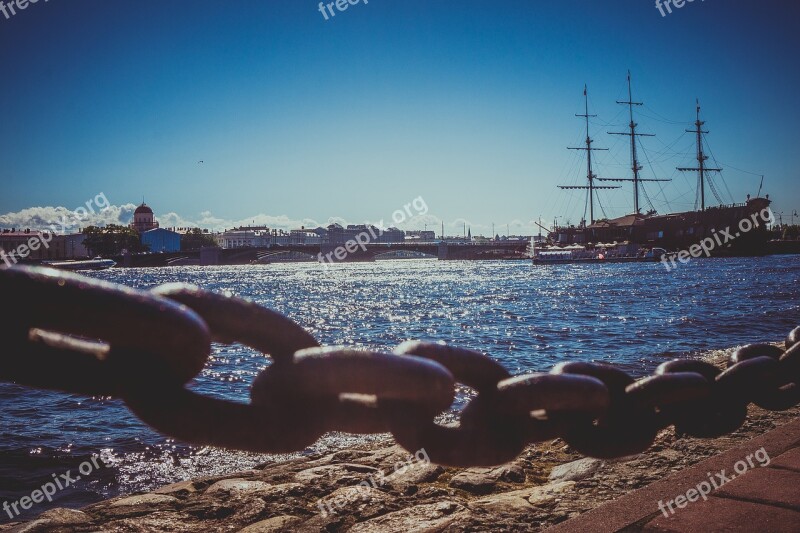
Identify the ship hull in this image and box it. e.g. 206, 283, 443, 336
550, 198, 772, 256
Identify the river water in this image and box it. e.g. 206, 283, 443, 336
1, 257, 798, 520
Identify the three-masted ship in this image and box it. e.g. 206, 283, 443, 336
534, 73, 771, 262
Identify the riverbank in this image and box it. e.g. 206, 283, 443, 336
3, 346, 798, 532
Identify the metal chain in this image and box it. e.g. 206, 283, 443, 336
2, 266, 798, 466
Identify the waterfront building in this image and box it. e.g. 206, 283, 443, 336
60, 233, 89, 258
217, 226, 271, 248
270, 229, 290, 246
0, 230, 90, 262
378, 226, 405, 243
405, 230, 436, 242
324, 223, 405, 244
0, 229, 63, 262
141, 227, 181, 252
289, 229, 322, 245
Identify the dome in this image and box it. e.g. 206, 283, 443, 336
134, 203, 153, 215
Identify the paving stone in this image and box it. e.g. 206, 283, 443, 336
715, 467, 800, 508
644, 497, 800, 532
547, 418, 800, 533
769, 446, 800, 472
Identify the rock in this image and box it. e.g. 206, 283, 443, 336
239, 515, 302, 532
5, 394, 797, 533
386, 463, 444, 492
469, 488, 534, 513
316, 485, 391, 518
294, 463, 378, 484
527, 481, 576, 506
4, 509, 92, 533
110, 493, 179, 507
329, 449, 377, 463
260, 482, 306, 499
348, 501, 469, 533
549, 458, 603, 482
449, 463, 526, 494
100, 512, 201, 532
6, 521, 54, 533
468, 481, 576, 513
35, 508, 91, 525
205, 478, 272, 494
154, 479, 201, 496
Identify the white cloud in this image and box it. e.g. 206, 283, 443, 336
0, 205, 536, 236
0, 205, 324, 233
0, 204, 138, 232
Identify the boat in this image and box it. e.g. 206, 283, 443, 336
532, 241, 667, 264
534, 73, 772, 263
44, 257, 116, 271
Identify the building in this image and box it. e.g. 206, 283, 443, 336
216, 226, 324, 248
60, 233, 89, 258
130, 203, 159, 233
141, 228, 181, 252
405, 230, 436, 242
289, 229, 323, 245
0, 229, 63, 263
323, 224, 405, 245
0, 230, 89, 263
378, 226, 405, 243
217, 226, 271, 248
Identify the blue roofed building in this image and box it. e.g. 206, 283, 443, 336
141, 227, 180, 252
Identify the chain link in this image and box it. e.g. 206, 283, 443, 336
2, 266, 799, 467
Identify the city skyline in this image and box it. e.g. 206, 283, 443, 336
0, 199, 523, 238
2, 1, 799, 235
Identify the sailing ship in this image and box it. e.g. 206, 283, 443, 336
532, 72, 771, 264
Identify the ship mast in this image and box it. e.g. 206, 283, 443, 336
559, 85, 620, 225
599, 71, 670, 214
677, 100, 722, 211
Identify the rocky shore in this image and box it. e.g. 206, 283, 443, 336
3, 347, 799, 533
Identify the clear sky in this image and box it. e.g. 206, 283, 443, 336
1, 0, 799, 234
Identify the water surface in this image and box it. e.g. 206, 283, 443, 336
1, 257, 798, 520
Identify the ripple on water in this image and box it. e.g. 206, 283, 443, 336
1, 257, 799, 517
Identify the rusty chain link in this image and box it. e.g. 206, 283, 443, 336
1, 265, 799, 466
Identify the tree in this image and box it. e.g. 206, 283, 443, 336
180, 228, 218, 251
82, 225, 148, 256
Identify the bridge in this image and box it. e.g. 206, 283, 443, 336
116, 241, 531, 267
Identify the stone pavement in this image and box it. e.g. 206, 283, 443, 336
546, 417, 800, 532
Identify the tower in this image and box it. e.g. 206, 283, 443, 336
131, 203, 159, 233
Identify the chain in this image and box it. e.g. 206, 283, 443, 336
2, 266, 799, 466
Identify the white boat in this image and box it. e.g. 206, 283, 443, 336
532, 242, 667, 265
44, 257, 116, 271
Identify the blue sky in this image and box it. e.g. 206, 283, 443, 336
1, 0, 799, 234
